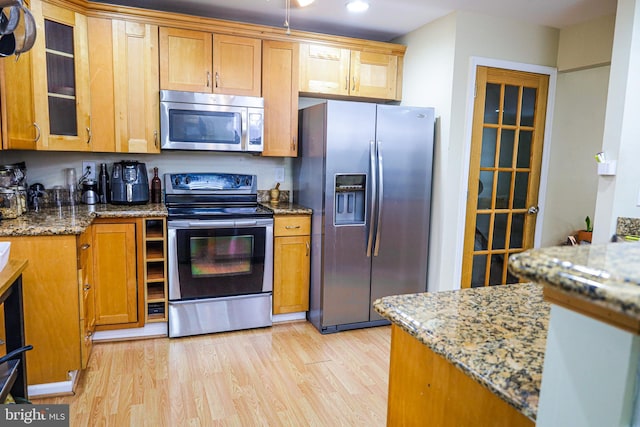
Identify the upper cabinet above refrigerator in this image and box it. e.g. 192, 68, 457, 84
299, 43, 402, 101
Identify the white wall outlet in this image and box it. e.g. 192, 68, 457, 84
82, 161, 96, 181
275, 167, 285, 183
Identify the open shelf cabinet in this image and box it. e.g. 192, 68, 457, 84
143, 218, 168, 322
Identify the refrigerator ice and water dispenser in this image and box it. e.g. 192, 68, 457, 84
334, 174, 366, 225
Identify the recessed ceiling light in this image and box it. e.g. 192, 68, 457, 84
296, 0, 315, 7
346, 0, 369, 13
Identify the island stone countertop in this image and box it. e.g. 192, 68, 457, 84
509, 241, 640, 331
374, 283, 548, 421
0, 203, 167, 236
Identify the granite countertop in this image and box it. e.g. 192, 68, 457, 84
260, 202, 312, 215
0, 203, 167, 236
374, 283, 548, 422
509, 241, 640, 326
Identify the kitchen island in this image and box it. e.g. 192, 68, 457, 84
374, 237, 640, 426
509, 240, 640, 427
374, 283, 548, 426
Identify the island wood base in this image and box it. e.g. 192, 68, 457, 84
387, 324, 534, 427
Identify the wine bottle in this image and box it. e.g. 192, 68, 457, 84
151, 167, 162, 203
98, 163, 110, 204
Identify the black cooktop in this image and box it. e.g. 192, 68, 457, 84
167, 204, 273, 220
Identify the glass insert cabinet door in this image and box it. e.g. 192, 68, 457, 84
31, 0, 91, 151
462, 66, 550, 288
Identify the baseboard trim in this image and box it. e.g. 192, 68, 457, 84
28, 370, 79, 398
273, 312, 306, 323
93, 322, 168, 342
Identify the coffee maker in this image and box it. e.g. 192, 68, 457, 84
81, 180, 98, 205
110, 161, 149, 205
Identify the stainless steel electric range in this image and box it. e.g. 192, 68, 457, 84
164, 172, 274, 338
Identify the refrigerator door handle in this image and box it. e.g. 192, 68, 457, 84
366, 140, 377, 257
374, 141, 384, 256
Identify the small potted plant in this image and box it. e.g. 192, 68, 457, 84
578, 216, 593, 243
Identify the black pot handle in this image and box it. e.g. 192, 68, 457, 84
0, 345, 32, 365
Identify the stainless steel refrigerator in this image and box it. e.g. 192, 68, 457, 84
293, 100, 434, 333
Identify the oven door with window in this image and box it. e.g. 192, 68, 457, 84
168, 219, 273, 301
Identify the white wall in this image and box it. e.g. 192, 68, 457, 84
0, 150, 292, 193
594, 0, 640, 242
398, 11, 559, 292
540, 15, 614, 246
540, 66, 610, 246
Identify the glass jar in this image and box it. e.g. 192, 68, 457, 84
0, 162, 27, 187
14, 186, 27, 215
0, 188, 20, 219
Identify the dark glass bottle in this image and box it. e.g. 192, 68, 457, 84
151, 167, 162, 204
98, 163, 110, 204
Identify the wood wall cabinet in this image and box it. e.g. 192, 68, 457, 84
299, 43, 400, 101
1, 0, 92, 151
143, 218, 167, 322
3, 235, 81, 385
88, 18, 160, 153
159, 27, 261, 96
262, 40, 299, 157
31, 0, 92, 151
273, 215, 311, 314
77, 227, 95, 369
92, 219, 144, 330
0, 48, 38, 150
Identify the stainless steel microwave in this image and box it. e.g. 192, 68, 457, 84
160, 90, 264, 152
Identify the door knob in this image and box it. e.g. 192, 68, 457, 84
527, 206, 539, 215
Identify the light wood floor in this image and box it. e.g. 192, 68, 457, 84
33, 321, 391, 426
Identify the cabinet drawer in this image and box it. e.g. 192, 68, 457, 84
274, 215, 310, 237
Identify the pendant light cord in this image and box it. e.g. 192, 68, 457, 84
284, 0, 291, 35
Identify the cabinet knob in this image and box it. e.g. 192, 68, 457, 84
215, 72, 219, 88
83, 284, 91, 291
80, 243, 90, 250
154, 130, 158, 148
206, 71, 211, 88
285, 225, 300, 229
306, 242, 310, 256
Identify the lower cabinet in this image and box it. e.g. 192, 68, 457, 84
273, 215, 311, 314
92, 219, 144, 330
3, 235, 81, 385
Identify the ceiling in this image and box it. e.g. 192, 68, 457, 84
95, 0, 618, 42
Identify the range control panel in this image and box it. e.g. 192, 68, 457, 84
165, 173, 256, 193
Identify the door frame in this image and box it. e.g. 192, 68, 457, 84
454, 57, 557, 288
